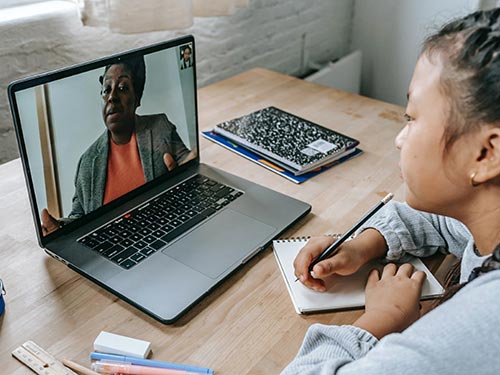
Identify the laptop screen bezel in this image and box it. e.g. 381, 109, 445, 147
8, 35, 199, 247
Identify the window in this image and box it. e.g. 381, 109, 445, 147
0, 0, 52, 9
0, 1, 77, 23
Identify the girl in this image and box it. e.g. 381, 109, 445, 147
282, 8, 500, 375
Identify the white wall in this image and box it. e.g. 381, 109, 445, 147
0, 0, 354, 164
351, 0, 481, 107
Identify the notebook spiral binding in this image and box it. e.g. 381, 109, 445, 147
275, 234, 342, 243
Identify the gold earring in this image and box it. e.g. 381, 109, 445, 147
470, 172, 481, 187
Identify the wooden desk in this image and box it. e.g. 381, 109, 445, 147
0, 68, 409, 374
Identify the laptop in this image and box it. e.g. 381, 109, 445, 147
8, 35, 311, 324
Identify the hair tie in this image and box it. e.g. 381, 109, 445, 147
468, 243, 500, 282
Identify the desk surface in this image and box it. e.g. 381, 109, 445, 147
1, 68, 409, 374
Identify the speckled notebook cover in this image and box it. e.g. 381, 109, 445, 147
214, 106, 359, 173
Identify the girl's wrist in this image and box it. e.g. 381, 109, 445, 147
355, 228, 388, 263
353, 308, 406, 339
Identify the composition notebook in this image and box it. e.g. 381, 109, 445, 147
213, 106, 360, 175
273, 238, 445, 314
201, 130, 363, 184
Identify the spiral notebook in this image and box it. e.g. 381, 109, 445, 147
273, 238, 445, 314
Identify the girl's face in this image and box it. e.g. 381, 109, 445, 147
395, 53, 473, 217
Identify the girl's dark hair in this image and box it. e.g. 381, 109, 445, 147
423, 8, 500, 304
422, 7, 500, 151
99, 55, 146, 103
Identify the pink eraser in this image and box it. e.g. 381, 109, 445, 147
93, 331, 151, 358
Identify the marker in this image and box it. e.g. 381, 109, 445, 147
90, 352, 213, 374
0, 278, 5, 316
296, 193, 394, 281
92, 361, 205, 375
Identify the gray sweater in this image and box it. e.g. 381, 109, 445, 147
281, 201, 500, 375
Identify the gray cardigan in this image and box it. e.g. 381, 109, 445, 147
281, 201, 500, 375
69, 113, 190, 218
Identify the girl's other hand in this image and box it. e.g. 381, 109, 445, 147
354, 263, 426, 339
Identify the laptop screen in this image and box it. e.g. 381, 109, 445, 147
10, 37, 197, 238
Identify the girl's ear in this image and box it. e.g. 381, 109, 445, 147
473, 128, 500, 185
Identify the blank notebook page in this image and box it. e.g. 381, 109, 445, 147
273, 239, 445, 314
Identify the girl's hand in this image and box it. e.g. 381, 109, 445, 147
354, 263, 426, 339
294, 236, 367, 291
294, 229, 388, 292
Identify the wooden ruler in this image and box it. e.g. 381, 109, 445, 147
12, 341, 78, 375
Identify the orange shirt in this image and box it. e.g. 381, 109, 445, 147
103, 132, 146, 205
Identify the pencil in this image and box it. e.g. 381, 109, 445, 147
63, 359, 101, 375
298, 193, 393, 280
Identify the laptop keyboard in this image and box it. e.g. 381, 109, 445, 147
77, 174, 244, 269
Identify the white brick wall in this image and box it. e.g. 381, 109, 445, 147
0, 0, 353, 163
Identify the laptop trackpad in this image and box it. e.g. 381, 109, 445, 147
162, 209, 275, 279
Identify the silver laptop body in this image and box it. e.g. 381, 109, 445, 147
8, 36, 311, 323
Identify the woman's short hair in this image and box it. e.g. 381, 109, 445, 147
99, 55, 146, 102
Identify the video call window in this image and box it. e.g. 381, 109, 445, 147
14, 45, 197, 236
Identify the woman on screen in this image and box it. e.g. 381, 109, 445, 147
41, 56, 196, 235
